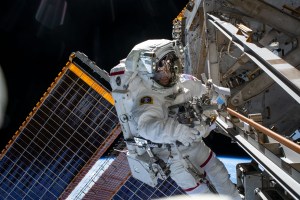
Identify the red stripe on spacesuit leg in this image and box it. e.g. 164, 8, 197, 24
200, 150, 213, 168
183, 172, 207, 192
183, 182, 201, 192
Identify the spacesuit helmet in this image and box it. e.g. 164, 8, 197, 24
132, 39, 182, 89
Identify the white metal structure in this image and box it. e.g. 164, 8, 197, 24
174, 0, 300, 199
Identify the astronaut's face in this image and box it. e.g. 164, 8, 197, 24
154, 52, 178, 87
154, 59, 172, 86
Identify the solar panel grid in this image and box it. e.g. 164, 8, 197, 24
79, 151, 130, 199
61, 128, 123, 199
6, 139, 63, 198
97, 176, 122, 189
112, 170, 185, 200
100, 164, 129, 185
104, 163, 131, 181
114, 188, 141, 200
0, 62, 120, 199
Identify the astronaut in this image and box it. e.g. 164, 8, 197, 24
110, 39, 241, 199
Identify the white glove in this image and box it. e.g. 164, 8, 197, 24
205, 122, 217, 137
177, 131, 196, 146
193, 122, 217, 139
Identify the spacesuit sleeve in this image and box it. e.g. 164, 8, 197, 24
131, 95, 193, 144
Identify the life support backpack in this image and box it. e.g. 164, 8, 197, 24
109, 59, 141, 141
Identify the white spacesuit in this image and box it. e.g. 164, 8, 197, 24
110, 39, 241, 199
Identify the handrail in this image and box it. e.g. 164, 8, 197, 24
227, 107, 300, 154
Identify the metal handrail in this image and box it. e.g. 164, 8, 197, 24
227, 107, 300, 154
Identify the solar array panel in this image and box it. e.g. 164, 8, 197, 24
0, 53, 120, 199
113, 175, 184, 199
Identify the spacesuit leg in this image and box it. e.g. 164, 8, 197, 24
169, 159, 211, 195
201, 152, 242, 200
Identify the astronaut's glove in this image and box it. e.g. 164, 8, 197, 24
176, 131, 196, 146
205, 122, 217, 138
192, 124, 206, 139
193, 122, 217, 139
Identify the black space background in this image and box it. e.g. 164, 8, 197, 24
0, 0, 249, 158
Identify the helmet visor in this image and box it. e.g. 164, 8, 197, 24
154, 52, 180, 87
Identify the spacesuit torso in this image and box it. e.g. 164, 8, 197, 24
131, 74, 207, 145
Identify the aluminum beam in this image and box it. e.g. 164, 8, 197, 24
207, 14, 300, 104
